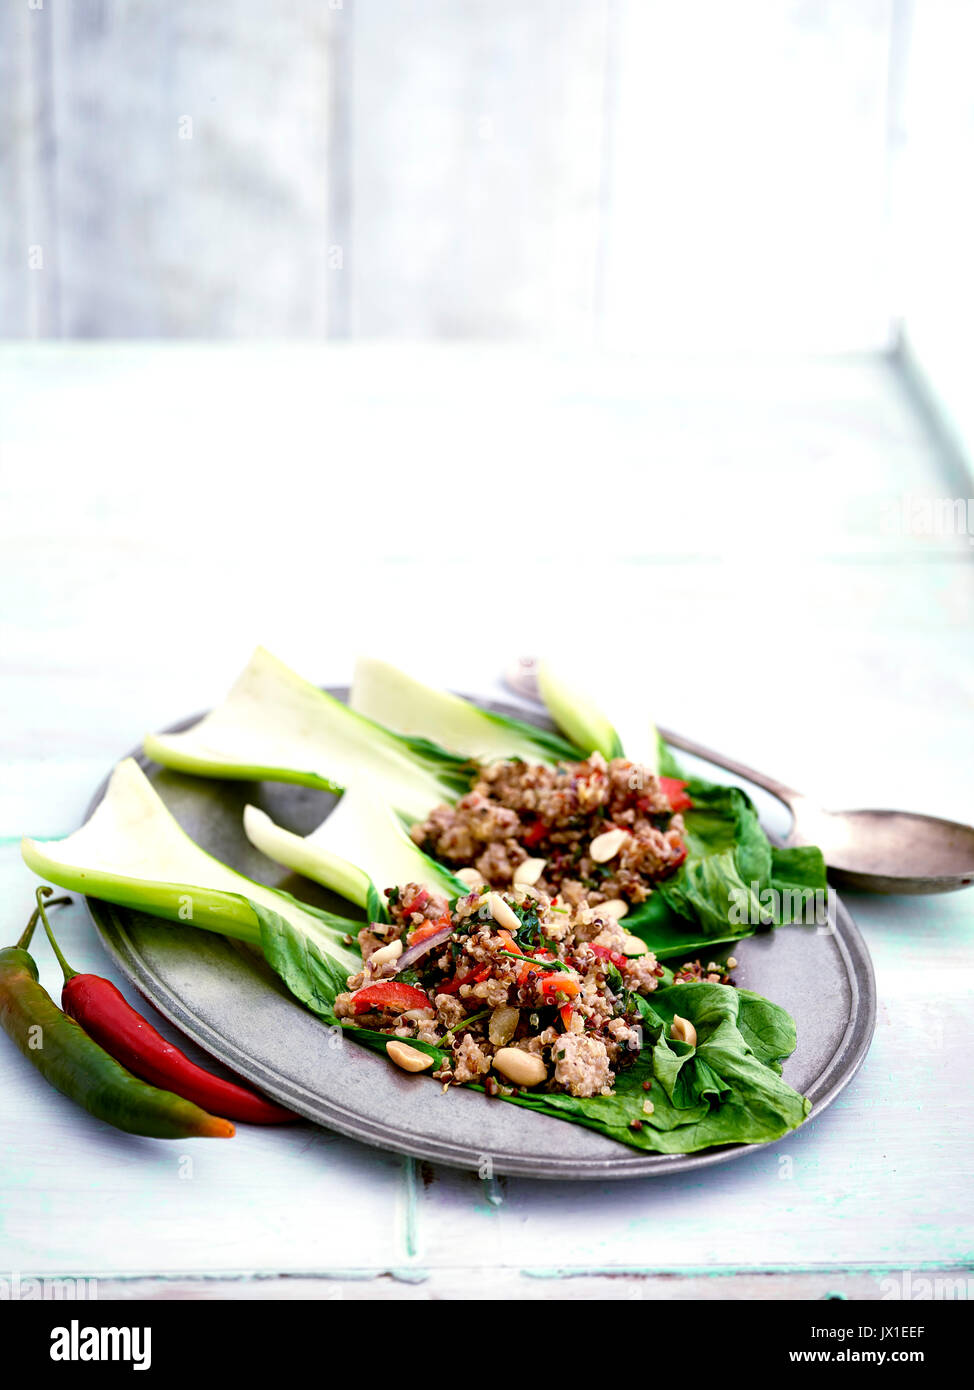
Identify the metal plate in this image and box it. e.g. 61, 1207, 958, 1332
84, 692, 876, 1179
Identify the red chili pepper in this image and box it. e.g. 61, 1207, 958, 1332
659, 776, 693, 813
3, 890, 235, 1141
351, 980, 431, 1014
40, 910, 294, 1125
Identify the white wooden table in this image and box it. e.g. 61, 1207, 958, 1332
1, 345, 971, 1299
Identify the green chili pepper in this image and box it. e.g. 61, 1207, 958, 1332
0, 889, 234, 1140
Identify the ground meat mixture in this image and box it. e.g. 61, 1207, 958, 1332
336, 881, 671, 1099
410, 752, 688, 912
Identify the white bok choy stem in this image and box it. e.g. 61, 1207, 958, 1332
536, 659, 660, 773
244, 781, 466, 914
350, 656, 582, 767
21, 759, 362, 976
143, 646, 469, 822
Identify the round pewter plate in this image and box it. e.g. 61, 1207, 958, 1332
84, 692, 876, 1179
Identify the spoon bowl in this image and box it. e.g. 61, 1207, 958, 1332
787, 803, 974, 895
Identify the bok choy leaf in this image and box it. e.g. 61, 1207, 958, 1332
21, 759, 362, 978
507, 983, 809, 1151
350, 657, 582, 766
536, 659, 635, 764
21, 762, 811, 1156
243, 781, 466, 915
631, 773, 828, 942
247, 906, 810, 1154
143, 646, 470, 821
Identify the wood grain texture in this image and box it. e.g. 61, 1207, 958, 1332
0, 0, 899, 347
0, 2, 60, 337
3, 0, 340, 337
347, 0, 610, 338
0, 345, 971, 1292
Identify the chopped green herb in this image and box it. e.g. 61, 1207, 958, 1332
441, 1008, 491, 1040
498, 949, 559, 971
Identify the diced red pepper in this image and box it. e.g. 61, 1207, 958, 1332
520, 820, 549, 849
515, 958, 557, 986
559, 1003, 574, 1030
401, 888, 432, 918
659, 776, 693, 813
408, 914, 451, 946
539, 978, 578, 1000
497, 930, 533, 988
659, 842, 688, 879
351, 981, 430, 1015
540, 975, 581, 998
498, 932, 559, 987
437, 965, 490, 995
591, 942, 628, 969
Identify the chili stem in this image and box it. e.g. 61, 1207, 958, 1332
34, 887, 78, 980
17, 888, 71, 950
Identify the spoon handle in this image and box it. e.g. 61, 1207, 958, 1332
655, 726, 801, 808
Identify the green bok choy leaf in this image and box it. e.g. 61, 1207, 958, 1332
21, 758, 362, 979
143, 646, 470, 821
626, 765, 828, 944
243, 781, 466, 916
350, 657, 582, 766
20, 762, 811, 1155
536, 658, 628, 761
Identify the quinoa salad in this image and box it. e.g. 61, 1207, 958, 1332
334, 880, 735, 1098
409, 751, 692, 916
22, 650, 824, 1160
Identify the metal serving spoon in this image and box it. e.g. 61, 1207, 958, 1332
503, 658, 974, 896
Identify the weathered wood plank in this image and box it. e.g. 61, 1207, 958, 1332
46, 0, 339, 336
0, 2, 60, 336
347, 0, 611, 338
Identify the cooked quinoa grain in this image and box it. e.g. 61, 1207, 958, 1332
410, 752, 688, 911
336, 881, 669, 1098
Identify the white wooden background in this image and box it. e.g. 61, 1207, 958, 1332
0, 343, 971, 1298
1, 0, 897, 350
